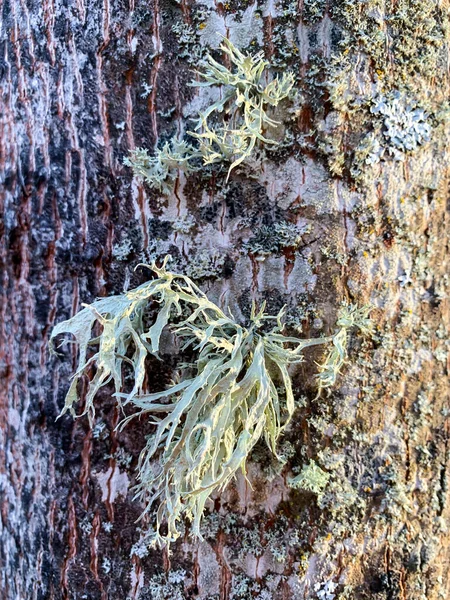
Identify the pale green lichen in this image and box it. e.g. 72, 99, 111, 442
315, 304, 373, 396
184, 248, 227, 280
289, 460, 330, 496
366, 92, 432, 163
125, 38, 294, 190
189, 37, 294, 175
124, 139, 197, 193
51, 258, 370, 547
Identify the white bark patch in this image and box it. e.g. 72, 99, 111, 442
7, 408, 21, 431
199, 4, 264, 49
244, 551, 270, 579
332, 179, 361, 212
262, 0, 278, 18
373, 407, 407, 455
243, 547, 287, 580
408, 348, 434, 375
256, 256, 286, 291
297, 22, 310, 64
183, 86, 222, 121
287, 256, 317, 293
94, 466, 130, 503
197, 542, 221, 597
260, 157, 332, 213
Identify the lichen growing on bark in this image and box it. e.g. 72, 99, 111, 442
51, 258, 371, 547
125, 38, 295, 190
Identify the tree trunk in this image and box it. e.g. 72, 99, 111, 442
1, 1, 449, 599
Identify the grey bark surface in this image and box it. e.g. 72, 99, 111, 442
1, 1, 450, 599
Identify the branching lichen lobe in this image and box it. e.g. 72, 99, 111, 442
51, 258, 371, 547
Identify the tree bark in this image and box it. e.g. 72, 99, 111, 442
1, 1, 450, 599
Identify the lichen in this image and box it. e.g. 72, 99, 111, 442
184, 248, 227, 280
124, 139, 197, 193
314, 580, 339, 600
51, 258, 371, 547
125, 38, 294, 191
302, 0, 327, 24
367, 92, 432, 163
112, 238, 134, 261
288, 459, 330, 496
330, 0, 447, 82
140, 569, 187, 600
172, 213, 196, 235
172, 18, 205, 67
243, 221, 310, 257
315, 304, 373, 396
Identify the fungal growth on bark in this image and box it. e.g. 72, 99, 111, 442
51, 257, 371, 546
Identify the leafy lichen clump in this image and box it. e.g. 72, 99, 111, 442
289, 459, 330, 496
123, 139, 197, 194
125, 38, 294, 190
367, 93, 432, 163
184, 248, 227, 280
243, 221, 310, 257
51, 258, 371, 547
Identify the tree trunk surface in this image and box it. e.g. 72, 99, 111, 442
1, 0, 450, 599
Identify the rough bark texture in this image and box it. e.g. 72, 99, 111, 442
1, 0, 450, 599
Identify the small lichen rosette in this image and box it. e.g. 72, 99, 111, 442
50, 258, 371, 547
367, 92, 431, 163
